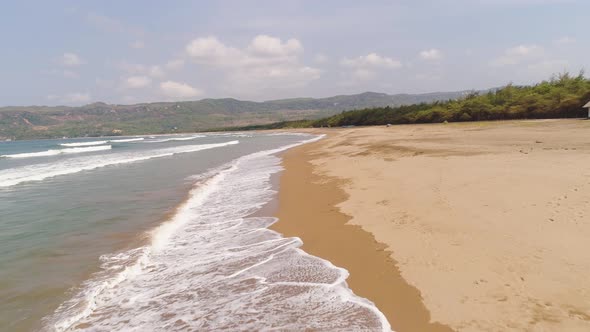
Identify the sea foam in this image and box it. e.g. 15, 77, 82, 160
0, 141, 239, 188
148, 135, 206, 143
60, 137, 145, 146
60, 141, 109, 147
43, 135, 391, 332
1, 145, 112, 159
108, 138, 144, 143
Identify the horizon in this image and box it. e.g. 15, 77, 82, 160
1, 0, 588, 107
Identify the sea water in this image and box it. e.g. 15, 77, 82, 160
0, 133, 390, 331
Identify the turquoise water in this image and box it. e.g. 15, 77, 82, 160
0, 133, 390, 331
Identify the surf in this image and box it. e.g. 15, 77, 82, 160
60, 141, 109, 147
60, 137, 146, 146
0, 140, 239, 188
108, 138, 144, 143
1, 145, 112, 159
43, 134, 390, 332
147, 135, 205, 143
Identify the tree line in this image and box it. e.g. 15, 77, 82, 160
236, 72, 590, 130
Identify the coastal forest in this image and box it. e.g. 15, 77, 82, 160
237, 72, 590, 130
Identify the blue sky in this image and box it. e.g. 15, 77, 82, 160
1, 0, 588, 106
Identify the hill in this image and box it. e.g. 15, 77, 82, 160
0, 91, 469, 140
233, 73, 590, 130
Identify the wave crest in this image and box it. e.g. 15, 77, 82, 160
0, 141, 239, 188
1, 145, 112, 159
60, 141, 108, 147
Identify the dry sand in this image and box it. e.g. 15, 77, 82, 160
272, 119, 590, 331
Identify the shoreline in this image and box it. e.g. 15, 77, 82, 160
272, 119, 590, 331
270, 137, 452, 332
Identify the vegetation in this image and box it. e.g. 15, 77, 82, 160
0, 91, 466, 140
2, 73, 588, 140
210, 120, 315, 132
232, 72, 590, 130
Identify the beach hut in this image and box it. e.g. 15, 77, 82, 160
584, 101, 590, 118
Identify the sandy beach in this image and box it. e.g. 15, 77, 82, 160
272, 119, 590, 331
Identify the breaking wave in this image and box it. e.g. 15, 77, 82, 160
108, 138, 145, 143
148, 135, 205, 143
60, 141, 109, 147
0, 141, 239, 188
60, 137, 146, 146
1, 145, 112, 159
43, 135, 391, 332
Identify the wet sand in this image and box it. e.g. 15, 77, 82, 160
271, 142, 452, 332
272, 119, 590, 331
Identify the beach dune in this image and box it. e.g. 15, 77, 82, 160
273, 119, 590, 331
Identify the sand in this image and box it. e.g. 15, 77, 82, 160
271, 119, 590, 332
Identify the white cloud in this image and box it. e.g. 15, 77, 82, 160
186, 35, 306, 67
160, 81, 203, 99
341, 53, 402, 69
419, 48, 442, 60
130, 40, 145, 49
185, 35, 320, 97
340, 53, 401, 83
123, 76, 152, 89
165, 59, 185, 70
247, 35, 303, 56
186, 36, 240, 65
491, 44, 543, 66
60, 53, 85, 67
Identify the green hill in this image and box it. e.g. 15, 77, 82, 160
233, 73, 590, 130
0, 91, 468, 140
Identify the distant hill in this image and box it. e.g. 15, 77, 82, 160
230, 73, 590, 131
0, 91, 470, 140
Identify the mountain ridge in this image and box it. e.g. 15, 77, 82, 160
0, 90, 473, 140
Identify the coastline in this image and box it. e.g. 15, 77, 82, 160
272, 119, 590, 331
270, 137, 452, 332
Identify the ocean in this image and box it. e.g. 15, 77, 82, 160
0, 132, 390, 331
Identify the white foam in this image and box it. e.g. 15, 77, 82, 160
60, 141, 108, 147
1, 145, 112, 159
204, 132, 254, 138
108, 138, 144, 143
0, 141, 239, 188
148, 135, 205, 143
61, 138, 145, 146
44, 134, 391, 332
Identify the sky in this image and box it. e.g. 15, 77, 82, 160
0, 0, 588, 106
